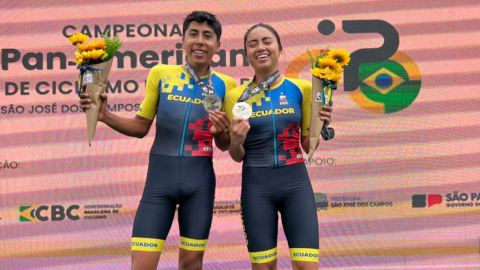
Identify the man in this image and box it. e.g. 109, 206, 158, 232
80, 11, 235, 270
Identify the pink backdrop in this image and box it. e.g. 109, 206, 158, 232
1, 0, 480, 269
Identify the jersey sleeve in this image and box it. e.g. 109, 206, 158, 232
300, 80, 312, 136
223, 88, 237, 121
212, 71, 237, 96
137, 65, 163, 120
223, 82, 246, 121
224, 76, 237, 93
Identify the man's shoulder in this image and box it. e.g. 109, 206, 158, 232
212, 70, 236, 84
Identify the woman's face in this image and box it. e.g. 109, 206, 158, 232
245, 26, 282, 74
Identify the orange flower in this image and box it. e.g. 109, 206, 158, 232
77, 43, 95, 52
90, 40, 106, 50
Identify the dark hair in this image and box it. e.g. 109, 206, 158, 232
183, 11, 222, 41
243, 23, 283, 52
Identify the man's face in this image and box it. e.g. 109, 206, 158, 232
182, 21, 220, 68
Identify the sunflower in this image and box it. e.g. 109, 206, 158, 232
77, 43, 95, 52
318, 57, 337, 69
68, 33, 89, 45
88, 49, 108, 61
80, 51, 91, 59
327, 70, 342, 83
91, 40, 106, 50
73, 51, 87, 65
73, 57, 84, 65
311, 67, 331, 80
332, 63, 343, 73
326, 49, 351, 67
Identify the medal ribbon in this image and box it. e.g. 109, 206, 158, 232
237, 70, 281, 102
185, 62, 215, 95
320, 80, 337, 106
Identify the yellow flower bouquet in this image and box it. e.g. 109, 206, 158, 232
67, 32, 122, 146
307, 48, 350, 158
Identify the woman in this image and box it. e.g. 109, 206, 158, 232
224, 23, 332, 270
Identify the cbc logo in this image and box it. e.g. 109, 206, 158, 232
19, 205, 80, 222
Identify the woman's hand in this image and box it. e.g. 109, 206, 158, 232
230, 118, 250, 146
320, 105, 332, 126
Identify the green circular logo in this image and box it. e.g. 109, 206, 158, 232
349, 51, 421, 114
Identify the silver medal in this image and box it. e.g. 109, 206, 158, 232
232, 102, 252, 119
203, 95, 222, 113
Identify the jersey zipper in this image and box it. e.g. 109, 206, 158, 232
267, 90, 278, 167
179, 85, 196, 157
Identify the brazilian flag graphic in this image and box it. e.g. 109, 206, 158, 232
350, 51, 421, 114
19, 205, 38, 222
